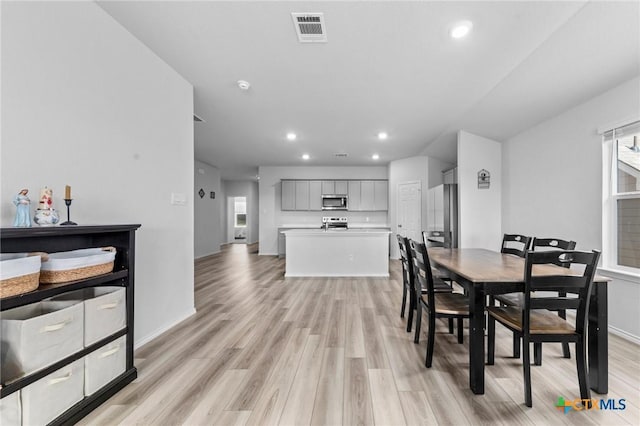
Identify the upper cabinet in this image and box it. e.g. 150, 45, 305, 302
309, 181, 322, 211
281, 180, 296, 210
321, 180, 348, 195
374, 180, 388, 210
282, 179, 388, 211
348, 181, 361, 211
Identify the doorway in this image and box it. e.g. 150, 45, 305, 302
397, 181, 422, 241
228, 196, 247, 244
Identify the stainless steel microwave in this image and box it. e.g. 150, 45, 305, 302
322, 195, 348, 210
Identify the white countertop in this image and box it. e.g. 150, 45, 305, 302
278, 224, 390, 229
282, 228, 391, 235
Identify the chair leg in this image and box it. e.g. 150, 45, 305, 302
401, 285, 407, 318
448, 318, 454, 334
457, 317, 463, 344
414, 299, 422, 344
487, 314, 495, 365
523, 337, 532, 407
406, 293, 414, 333
425, 310, 436, 368
575, 338, 591, 402
558, 291, 571, 359
534, 343, 542, 366
513, 334, 521, 358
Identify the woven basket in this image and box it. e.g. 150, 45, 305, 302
39, 247, 116, 284
0, 272, 40, 298
0, 252, 47, 298
40, 261, 115, 284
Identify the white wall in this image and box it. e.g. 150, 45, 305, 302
195, 161, 223, 258
428, 157, 456, 189
258, 166, 389, 255
457, 131, 502, 250
388, 156, 429, 259
503, 76, 640, 340
1, 2, 195, 347
223, 180, 259, 244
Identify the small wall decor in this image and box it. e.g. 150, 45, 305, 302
210, 191, 215, 199
198, 188, 205, 199
478, 169, 490, 189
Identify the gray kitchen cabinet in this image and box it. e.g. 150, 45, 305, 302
360, 181, 375, 211
309, 180, 322, 211
281, 181, 295, 210
295, 180, 310, 210
321, 181, 334, 194
334, 181, 348, 194
374, 180, 388, 210
348, 181, 361, 211
321, 180, 348, 194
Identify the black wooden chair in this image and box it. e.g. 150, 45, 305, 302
397, 235, 452, 335
493, 233, 532, 358
409, 239, 469, 366
496, 237, 577, 362
487, 249, 600, 407
501, 233, 532, 257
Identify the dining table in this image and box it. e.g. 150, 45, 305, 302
428, 247, 609, 395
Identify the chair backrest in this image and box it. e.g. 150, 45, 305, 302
408, 239, 436, 307
523, 250, 601, 336
531, 238, 577, 268
422, 230, 445, 248
501, 234, 532, 257
396, 234, 414, 289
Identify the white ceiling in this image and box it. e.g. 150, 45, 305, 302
97, 1, 640, 180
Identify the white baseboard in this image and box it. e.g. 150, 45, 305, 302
608, 325, 640, 345
134, 307, 197, 350
195, 249, 221, 259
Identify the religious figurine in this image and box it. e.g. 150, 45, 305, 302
34, 186, 59, 226
12, 189, 32, 227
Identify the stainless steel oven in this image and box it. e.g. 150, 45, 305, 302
321, 195, 348, 210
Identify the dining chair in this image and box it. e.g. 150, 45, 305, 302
501, 233, 532, 257
496, 237, 577, 362
397, 235, 452, 334
493, 233, 532, 358
409, 239, 469, 366
487, 249, 600, 407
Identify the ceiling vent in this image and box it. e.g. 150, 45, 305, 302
291, 13, 327, 43
335, 153, 348, 158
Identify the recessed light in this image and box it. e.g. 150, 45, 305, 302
237, 80, 251, 90
450, 21, 473, 39
302, 154, 310, 160
377, 132, 388, 140
372, 154, 380, 160
286, 132, 297, 141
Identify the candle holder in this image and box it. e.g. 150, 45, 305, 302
60, 199, 77, 226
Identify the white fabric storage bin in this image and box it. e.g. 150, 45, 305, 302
84, 336, 126, 396
0, 390, 21, 426
21, 358, 84, 426
1, 301, 83, 381
49, 287, 126, 346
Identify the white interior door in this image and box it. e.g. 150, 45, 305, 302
397, 181, 422, 242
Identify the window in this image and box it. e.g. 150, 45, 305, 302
603, 120, 640, 271
234, 197, 247, 228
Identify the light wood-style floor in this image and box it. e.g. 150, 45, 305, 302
81, 243, 640, 425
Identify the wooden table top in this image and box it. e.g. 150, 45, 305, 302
428, 248, 608, 284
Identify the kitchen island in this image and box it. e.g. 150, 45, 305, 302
282, 228, 391, 277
